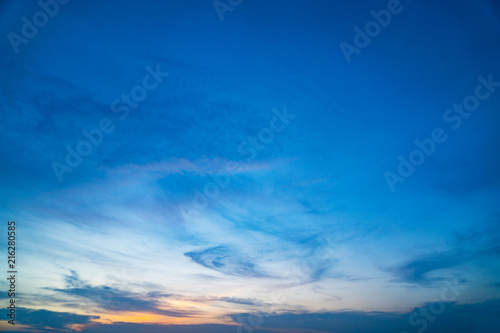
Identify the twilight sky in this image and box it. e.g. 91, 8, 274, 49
1, 0, 500, 332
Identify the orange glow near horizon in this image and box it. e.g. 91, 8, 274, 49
91, 310, 234, 326
67, 323, 87, 332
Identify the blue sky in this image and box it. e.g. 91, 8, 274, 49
1, 0, 500, 332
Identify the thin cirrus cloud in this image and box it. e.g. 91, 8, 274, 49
184, 246, 267, 278
387, 223, 500, 285
219, 297, 266, 306
388, 251, 466, 286
106, 158, 283, 182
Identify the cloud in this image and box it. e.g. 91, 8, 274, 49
26, 299, 494, 333
387, 224, 500, 285
109, 158, 276, 179
53, 271, 195, 317
1, 1, 499, 330
184, 246, 267, 278
388, 251, 464, 285
229, 300, 500, 333
299, 234, 339, 284
15, 307, 98, 332
219, 297, 265, 306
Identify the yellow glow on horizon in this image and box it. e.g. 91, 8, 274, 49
92, 311, 234, 326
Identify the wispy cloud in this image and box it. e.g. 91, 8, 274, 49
184, 246, 267, 278
388, 251, 464, 285
388, 225, 500, 285
219, 297, 266, 306
109, 158, 279, 178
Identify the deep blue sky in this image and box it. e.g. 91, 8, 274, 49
1, 0, 500, 332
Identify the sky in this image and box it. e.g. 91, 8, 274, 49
0, 0, 500, 332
